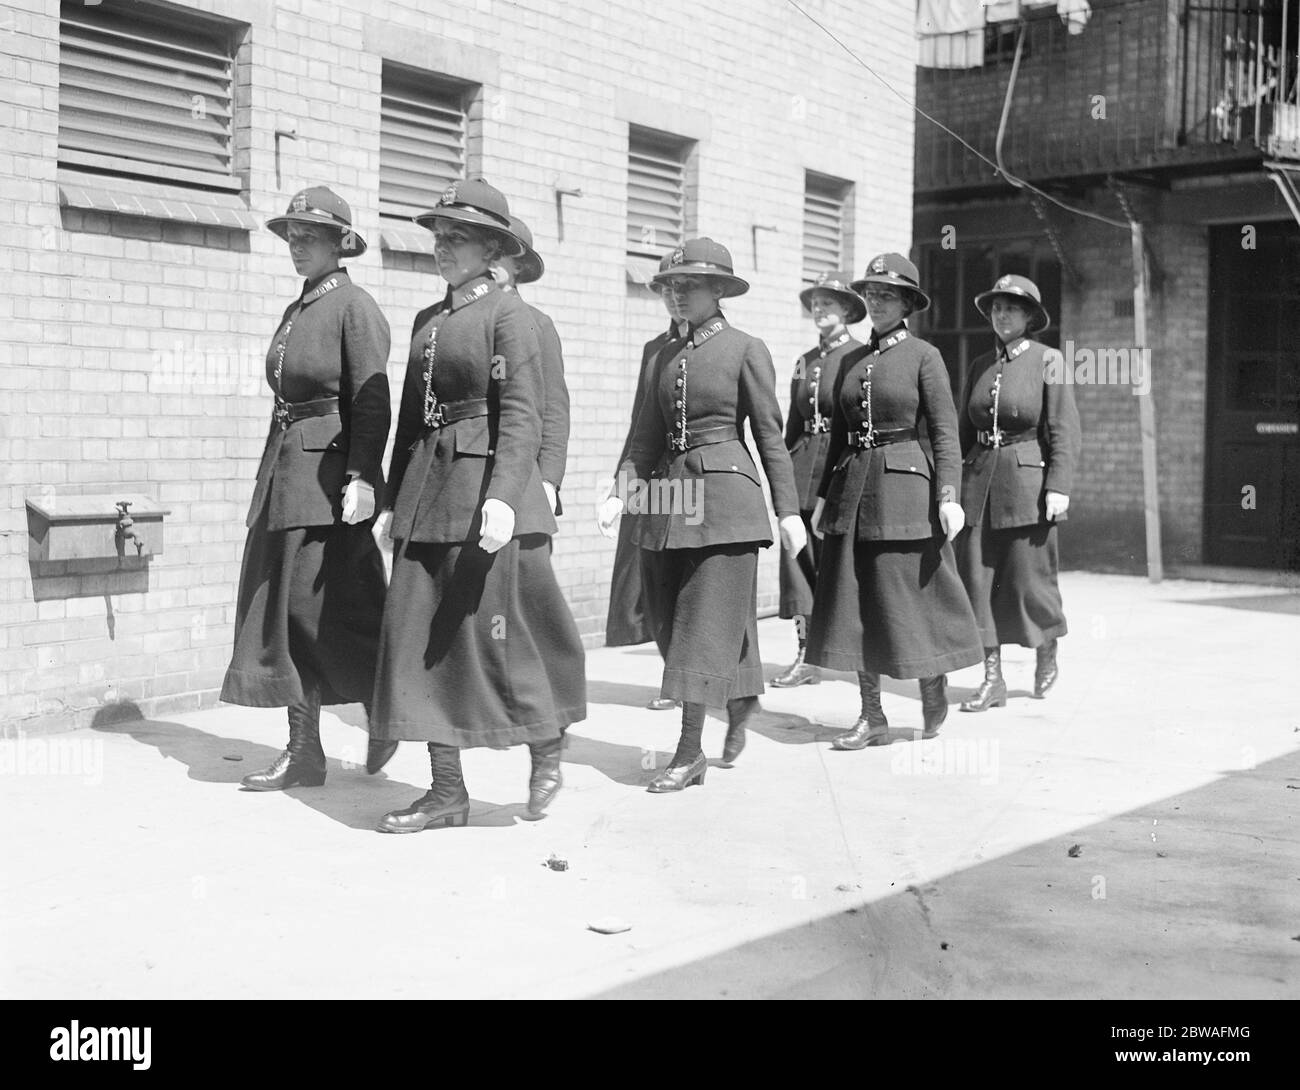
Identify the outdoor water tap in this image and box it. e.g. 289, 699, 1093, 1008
115, 500, 145, 557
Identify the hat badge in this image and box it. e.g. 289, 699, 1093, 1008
997, 275, 1014, 289
291, 192, 309, 213
439, 180, 459, 206
816, 272, 831, 286
669, 247, 685, 267
870, 257, 886, 274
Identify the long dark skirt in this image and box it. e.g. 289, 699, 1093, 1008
604, 513, 652, 646
370, 534, 586, 747
641, 543, 764, 706
777, 510, 821, 619
958, 520, 1068, 648
806, 529, 983, 679
221, 511, 386, 708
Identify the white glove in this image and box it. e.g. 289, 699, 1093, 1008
478, 498, 516, 554
597, 495, 624, 539
372, 508, 394, 545
779, 515, 807, 557
938, 501, 965, 543
1045, 490, 1070, 521
341, 477, 375, 524
543, 480, 559, 516
811, 497, 827, 540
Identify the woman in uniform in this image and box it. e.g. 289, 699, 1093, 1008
370, 178, 586, 831
598, 238, 805, 791
770, 271, 864, 689
605, 252, 686, 712
807, 253, 982, 747
222, 186, 391, 790
956, 274, 1080, 711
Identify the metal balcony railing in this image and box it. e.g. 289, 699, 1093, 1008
915, 0, 1300, 195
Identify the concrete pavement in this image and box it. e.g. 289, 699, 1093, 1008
1, 571, 1297, 999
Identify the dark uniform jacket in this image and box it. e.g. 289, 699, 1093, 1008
245, 268, 391, 531
620, 314, 800, 550
616, 322, 684, 469
386, 275, 555, 544
817, 325, 962, 542
785, 332, 861, 512
959, 337, 1082, 529
517, 294, 569, 497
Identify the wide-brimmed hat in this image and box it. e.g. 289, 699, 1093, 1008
650, 238, 749, 298
852, 252, 930, 313
266, 186, 366, 255
503, 215, 544, 284
800, 270, 867, 325
413, 177, 525, 257
974, 273, 1050, 333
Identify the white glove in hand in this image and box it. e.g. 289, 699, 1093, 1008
810, 497, 827, 540
779, 515, 807, 557
1045, 490, 1070, 521
543, 481, 559, 516
478, 498, 515, 554
341, 477, 375, 524
938, 501, 965, 543
597, 495, 624, 539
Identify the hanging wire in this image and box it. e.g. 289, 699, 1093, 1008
783, 0, 1131, 231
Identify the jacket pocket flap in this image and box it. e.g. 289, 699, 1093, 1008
883, 449, 932, 478
1015, 447, 1047, 468
298, 416, 344, 451
697, 445, 760, 484
453, 418, 493, 456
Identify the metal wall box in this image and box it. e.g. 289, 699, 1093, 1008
26, 493, 171, 565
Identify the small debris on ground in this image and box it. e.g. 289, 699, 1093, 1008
544, 854, 568, 872
1067, 844, 1082, 858
222, 755, 243, 761
587, 916, 630, 934
940, 942, 949, 951
834, 882, 861, 892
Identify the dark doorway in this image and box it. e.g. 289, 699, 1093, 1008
1204, 221, 1300, 570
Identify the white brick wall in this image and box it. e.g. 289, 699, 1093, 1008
0, 0, 916, 730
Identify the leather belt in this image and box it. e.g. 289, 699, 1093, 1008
976, 428, 1037, 448
273, 396, 339, 430
666, 424, 740, 451
424, 397, 490, 429
803, 419, 830, 435
847, 426, 918, 448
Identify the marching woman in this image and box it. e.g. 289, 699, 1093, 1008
370, 178, 586, 831
222, 186, 391, 790
604, 252, 686, 711
807, 253, 983, 747
956, 274, 1081, 710
598, 238, 805, 791
770, 271, 864, 688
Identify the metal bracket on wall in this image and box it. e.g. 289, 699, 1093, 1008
554, 183, 583, 243
1029, 196, 1083, 287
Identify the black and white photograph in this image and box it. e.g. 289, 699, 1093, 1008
0, 0, 1295, 1054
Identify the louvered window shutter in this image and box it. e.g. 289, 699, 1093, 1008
627, 127, 688, 259
59, 3, 237, 191
803, 173, 850, 284
380, 67, 468, 221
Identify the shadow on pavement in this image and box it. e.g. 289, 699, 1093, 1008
89, 707, 524, 832
589, 749, 1300, 999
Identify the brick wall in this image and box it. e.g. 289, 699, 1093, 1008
0, 0, 917, 731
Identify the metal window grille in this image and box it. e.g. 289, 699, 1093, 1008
627, 126, 688, 259
379, 65, 470, 221
803, 173, 850, 284
58, 0, 237, 191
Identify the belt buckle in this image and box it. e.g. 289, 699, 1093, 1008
669, 435, 688, 453
273, 399, 290, 430
425, 404, 446, 429
810, 419, 829, 434
859, 426, 877, 448
989, 427, 1004, 448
